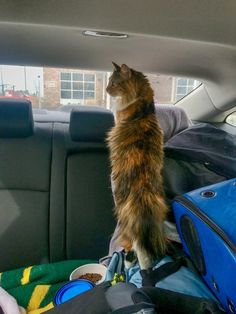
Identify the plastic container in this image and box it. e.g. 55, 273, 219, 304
69, 263, 107, 285
54, 279, 94, 305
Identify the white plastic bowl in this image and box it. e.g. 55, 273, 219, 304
69, 263, 107, 285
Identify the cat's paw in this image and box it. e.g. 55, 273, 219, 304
124, 251, 137, 269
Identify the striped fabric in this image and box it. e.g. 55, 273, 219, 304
0, 260, 94, 313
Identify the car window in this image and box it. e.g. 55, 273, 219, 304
0, 64, 201, 110
226, 112, 236, 127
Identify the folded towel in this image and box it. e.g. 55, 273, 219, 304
0, 260, 94, 313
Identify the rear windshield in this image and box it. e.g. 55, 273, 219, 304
0, 65, 201, 110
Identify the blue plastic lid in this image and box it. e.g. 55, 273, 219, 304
54, 279, 94, 305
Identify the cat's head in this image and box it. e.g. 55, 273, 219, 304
106, 62, 153, 111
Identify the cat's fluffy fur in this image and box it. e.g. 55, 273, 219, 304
106, 63, 168, 269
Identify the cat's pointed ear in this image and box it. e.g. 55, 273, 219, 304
120, 64, 131, 79
112, 62, 120, 71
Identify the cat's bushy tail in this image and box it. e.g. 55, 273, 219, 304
116, 190, 168, 267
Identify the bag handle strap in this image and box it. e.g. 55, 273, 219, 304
141, 242, 198, 287
140, 257, 185, 286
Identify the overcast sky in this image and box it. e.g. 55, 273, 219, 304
0, 65, 43, 95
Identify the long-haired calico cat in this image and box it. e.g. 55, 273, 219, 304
106, 62, 168, 270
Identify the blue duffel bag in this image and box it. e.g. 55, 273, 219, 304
173, 178, 236, 314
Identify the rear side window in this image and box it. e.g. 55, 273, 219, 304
226, 112, 236, 127
175, 78, 201, 101
0, 64, 201, 110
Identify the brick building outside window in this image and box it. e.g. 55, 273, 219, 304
0, 64, 201, 109
43, 67, 108, 108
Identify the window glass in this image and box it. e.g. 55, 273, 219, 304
61, 81, 71, 90
0, 64, 201, 109
226, 112, 236, 127
61, 73, 71, 80
84, 82, 94, 90
73, 82, 83, 90
61, 90, 71, 99
73, 91, 83, 99
175, 78, 201, 101
72, 73, 83, 81
84, 91, 95, 99
84, 74, 95, 82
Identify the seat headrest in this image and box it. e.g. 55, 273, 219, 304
0, 99, 34, 138
155, 104, 192, 142
69, 106, 114, 142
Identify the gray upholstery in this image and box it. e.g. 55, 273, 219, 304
49, 123, 68, 262
0, 99, 34, 138
0, 123, 52, 271
0, 125, 51, 190
66, 152, 115, 260
0, 101, 116, 270
0, 191, 49, 270
2, 103, 195, 270
155, 104, 192, 142
70, 106, 114, 142
49, 107, 116, 263
65, 107, 116, 260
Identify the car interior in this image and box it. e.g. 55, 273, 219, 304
0, 1, 235, 313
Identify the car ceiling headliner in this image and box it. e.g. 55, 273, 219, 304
0, 0, 236, 117
1, 1, 236, 46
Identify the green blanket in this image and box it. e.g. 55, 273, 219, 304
0, 260, 95, 313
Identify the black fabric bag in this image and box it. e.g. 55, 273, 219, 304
46, 281, 156, 314
139, 287, 225, 314
162, 123, 235, 221
46, 280, 224, 314
164, 123, 236, 179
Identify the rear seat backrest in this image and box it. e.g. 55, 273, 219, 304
65, 106, 116, 260
0, 99, 52, 271
155, 104, 192, 142
0, 100, 192, 271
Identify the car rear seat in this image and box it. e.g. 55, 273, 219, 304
0, 100, 190, 271
0, 99, 53, 271
49, 106, 116, 262
64, 106, 116, 260
0, 100, 116, 271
